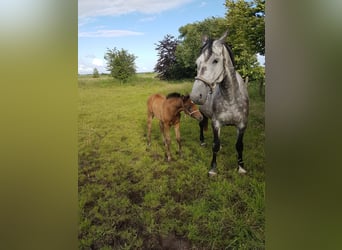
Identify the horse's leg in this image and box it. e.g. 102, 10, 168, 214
174, 122, 182, 157
199, 115, 208, 146
160, 121, 172, 161
236, 128, 247, 174
147, 112, 153, 146
209, 122, 221, 176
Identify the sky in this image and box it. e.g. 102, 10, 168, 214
78, 0, 264, 74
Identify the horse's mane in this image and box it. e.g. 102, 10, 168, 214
200, 39, 214, 60
166, 92, 182, 99
201, 38, 236, 67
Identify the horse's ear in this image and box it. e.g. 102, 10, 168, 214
218, 30, 229, 43
202, 35, 209, 45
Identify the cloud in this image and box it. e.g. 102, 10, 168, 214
78, 29, 144, 38
78, 64, 94, 74
92, 58, 104, 67
139, 16, 157, 22
199, 1, 207, 8
78, 0, 194, 18
78, 17, 96, 27
78, 61, 107, 75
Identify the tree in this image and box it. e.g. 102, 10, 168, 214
92, 67, 100, 78
225, 0, 265, 56
225, 0, 265, 94
104, 47, 137, 83
154, 34, 179, 80
173, 0, 264, 82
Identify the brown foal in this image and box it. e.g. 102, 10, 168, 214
147, 92, 203, 161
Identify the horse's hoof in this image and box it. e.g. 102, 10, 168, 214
238, 166, 247, 174
208, 168, 217, 177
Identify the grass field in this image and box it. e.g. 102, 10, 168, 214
78, 73, 265, 249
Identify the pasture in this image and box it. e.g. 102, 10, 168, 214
78, 73, 265, 249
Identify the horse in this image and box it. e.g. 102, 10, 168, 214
190, 31, 249, 176
147, 92, 203, 161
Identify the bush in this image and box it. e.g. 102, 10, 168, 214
104, 47, 137, 83
92, 68, 100, 78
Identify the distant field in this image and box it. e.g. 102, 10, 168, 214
78, 74, 265, 249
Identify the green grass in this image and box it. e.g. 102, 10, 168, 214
79, 74, 265, 249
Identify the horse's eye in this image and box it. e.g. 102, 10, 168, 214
213, 59, 218, 64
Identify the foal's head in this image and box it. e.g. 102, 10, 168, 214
167, 92, 203, 121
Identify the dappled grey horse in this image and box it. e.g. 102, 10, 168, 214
190, 31, 249, 176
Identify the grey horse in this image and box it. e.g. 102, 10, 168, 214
190, 31, 249, 176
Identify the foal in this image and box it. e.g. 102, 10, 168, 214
147, 92, 203, 161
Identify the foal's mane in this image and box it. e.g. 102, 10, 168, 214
200, 38, 236, 67
166, 92, 190, 101
166, 92, 182, 99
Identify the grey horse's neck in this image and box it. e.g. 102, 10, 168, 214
219, 55, 240, 102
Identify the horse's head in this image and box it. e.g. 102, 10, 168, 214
190, 31, 233, 105
182, 95, 203, 121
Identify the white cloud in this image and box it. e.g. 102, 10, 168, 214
78, 0, 194, 18
78, 63, 107, 75
78, 17, 96, 27
78, 64, 93, 74
199, 1, 207, 8
139, 16, 157, 22
79, 57, 107, 75
78, 29, 144, 38
92, 58, 103, 67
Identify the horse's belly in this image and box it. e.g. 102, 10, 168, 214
217, 109, 247, 127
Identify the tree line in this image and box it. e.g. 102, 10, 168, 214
100, 0, 265, 85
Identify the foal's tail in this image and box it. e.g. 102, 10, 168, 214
147, 94, 156, 115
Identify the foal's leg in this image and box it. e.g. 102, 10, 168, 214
209, 122, 221, 176
199, 115, 208, 146
236, 128, 247, 174
147, 112, 153, 146
159, 120, 165, 144
174, 122, 182, 157
160, 121, 172, 161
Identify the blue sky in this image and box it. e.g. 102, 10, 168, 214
78, 0, 263, 74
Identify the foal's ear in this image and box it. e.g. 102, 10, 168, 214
182, 94, 190, 101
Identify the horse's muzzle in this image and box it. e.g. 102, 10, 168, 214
190, 80, 209, 105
